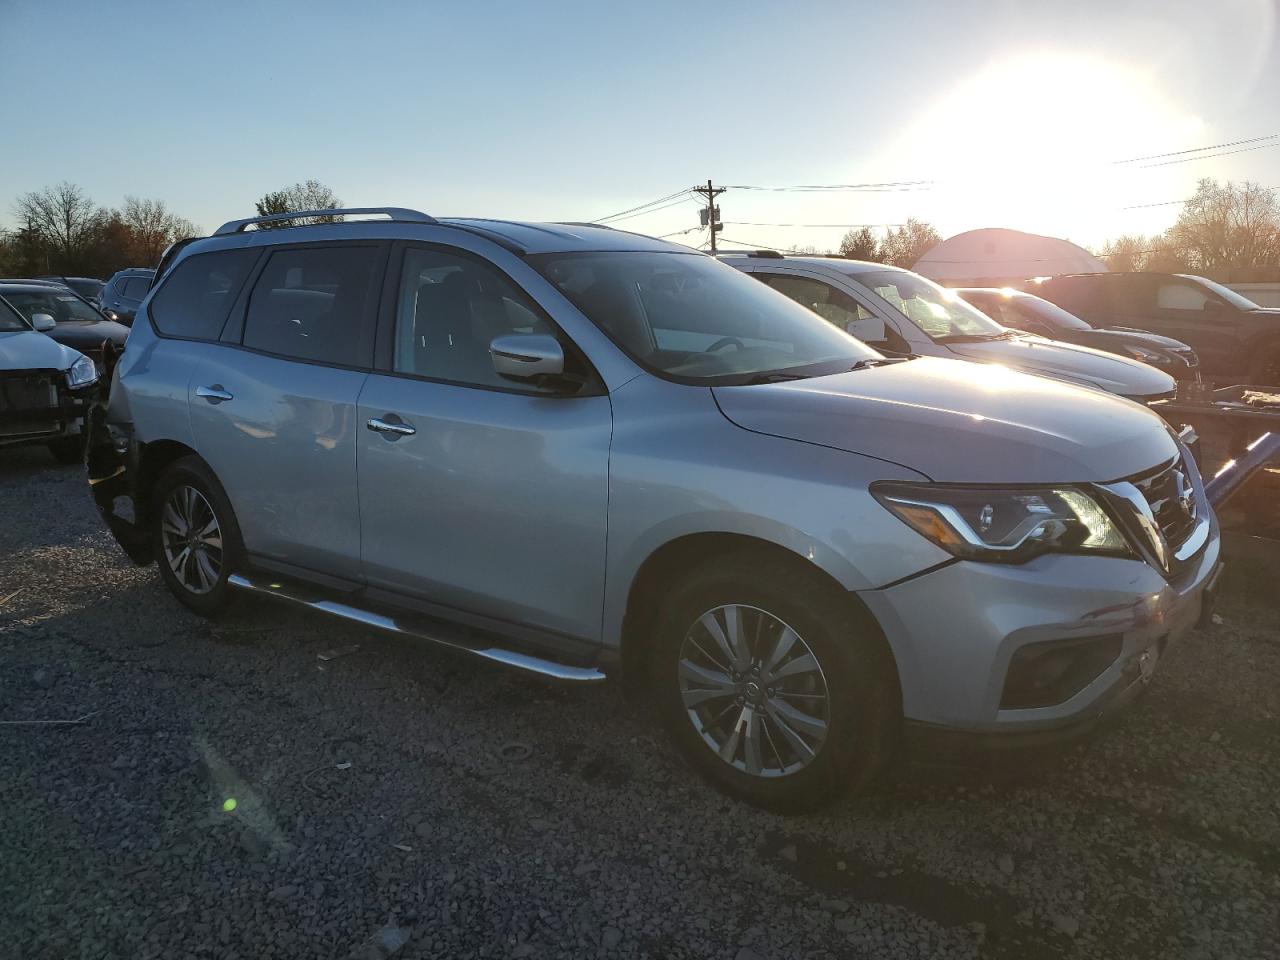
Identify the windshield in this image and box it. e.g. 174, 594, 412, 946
849, 270, 1007, 341
1179, 275, 1260, 310
2, 289, 103, 324
67, 279, 104, 300
0, 295, 31, 332
1017, 294, 1093, 331
530, 251, 882, 384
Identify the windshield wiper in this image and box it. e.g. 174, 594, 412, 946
739, 371, 813, 385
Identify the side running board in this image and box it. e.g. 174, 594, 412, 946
227, 573, 607, 683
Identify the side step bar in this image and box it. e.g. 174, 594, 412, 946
227, 573, 607, 684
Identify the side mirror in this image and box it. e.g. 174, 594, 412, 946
32, 313, 56, 332
490, 334, 565, 381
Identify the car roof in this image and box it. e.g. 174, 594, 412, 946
183, 217, 693, 259
0, 281, 80, 293
716, 253, 910, 276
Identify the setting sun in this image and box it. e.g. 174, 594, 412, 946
880, 52, 1205, 244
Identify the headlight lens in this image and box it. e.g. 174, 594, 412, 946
871, 482, 1131, 562
1125, 345, 1168, 363
66, 355, 98, 388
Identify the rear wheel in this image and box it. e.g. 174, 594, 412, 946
651, 553, 899, 813
153, 457, 242, 617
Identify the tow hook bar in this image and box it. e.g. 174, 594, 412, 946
1205, 432, 1280, 509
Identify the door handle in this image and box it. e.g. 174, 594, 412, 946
366, 415, 416, 438
196, 384, 234, 404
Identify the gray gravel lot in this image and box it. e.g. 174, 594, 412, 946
2, 447, 1278, 960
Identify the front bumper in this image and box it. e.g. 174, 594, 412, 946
857, 518, 1221, 742
0, 371, 93, 448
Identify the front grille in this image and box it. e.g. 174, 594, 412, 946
1129, 455, 1199, 551
0, 372, 62, 438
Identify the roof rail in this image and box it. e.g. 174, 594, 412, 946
213, 207, 437, 236
719, 249, 785, 259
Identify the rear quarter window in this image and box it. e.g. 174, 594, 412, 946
149, 250, 258, 341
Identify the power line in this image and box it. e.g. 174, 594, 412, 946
598, 193, 698, 225
1139, 141, 1280, 168
1113, 133, 1279, 165
725, 180, 932, 192
716, 236, 822, 255
722, 221, 905, 228
1120, 184, 1279, 210
592, 189, 691, 224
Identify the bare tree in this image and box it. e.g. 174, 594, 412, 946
839, 226, 881, 262
879, 218, 941, 269
120, 196, 201, 265
254, 179, 343, 227
1098, 234, 1161, 272
13, 182, 106, 270
1168, 179, 1280, 272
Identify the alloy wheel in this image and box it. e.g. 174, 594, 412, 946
160, 484, 223, 595
677, 604, 831, 778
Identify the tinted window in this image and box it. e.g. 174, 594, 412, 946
1156, 280, 1213, 311
242, 246, 379, 365
121, 277, 151, 300
393, 248, 558, 390
757, 273, 897, 348
150, 249, 258, 340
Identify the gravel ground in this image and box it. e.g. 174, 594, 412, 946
2, 447, 1278, 960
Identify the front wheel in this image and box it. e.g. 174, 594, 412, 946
651, 554, 899, 813
152, 457, 242, 617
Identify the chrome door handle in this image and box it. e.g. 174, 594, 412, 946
196, 384, 233, 404
366, 416, 416, 438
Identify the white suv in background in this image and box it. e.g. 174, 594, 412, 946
721, 253, 1177, 403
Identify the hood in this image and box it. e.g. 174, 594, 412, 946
712, 357, 1178, 484
944, 335, 1176, 398
1091, 327, 1192, 351
44, 318, 130, 351
0, 329, 84, 372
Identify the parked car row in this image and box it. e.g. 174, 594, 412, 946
85, 208, 1227, 812
719, 254, 1180, 402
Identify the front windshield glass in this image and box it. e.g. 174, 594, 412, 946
3, 289, 102, 323
0, 296, 31, 332
1181, 275, 1259, 310
1018, 295, 1092, 331
530, 251, 882, 384
849, 270, 1008, 341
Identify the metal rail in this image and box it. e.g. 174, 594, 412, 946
214, 207, 437, 236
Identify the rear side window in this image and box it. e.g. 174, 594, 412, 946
242, 246, 380, 366
121, 277, 151, 300
150, 250, 258, 340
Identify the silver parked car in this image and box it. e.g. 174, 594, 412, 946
89, 208, 1221, 811
720, 253, 1179, 402
1, 294, 99, 462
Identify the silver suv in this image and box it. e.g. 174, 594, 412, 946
89, 208, 1221, 811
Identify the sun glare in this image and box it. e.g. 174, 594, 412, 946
882, 52, 1204, 243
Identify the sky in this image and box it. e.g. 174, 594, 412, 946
1, 0, 1278, 253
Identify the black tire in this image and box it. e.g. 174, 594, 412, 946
650, 552, 899, 813
152, 456, 243, 618
47, 436, 84, 465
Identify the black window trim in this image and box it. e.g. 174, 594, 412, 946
370, 240, 606, 399
223, 239, 391, 373
147, 246, 265, 345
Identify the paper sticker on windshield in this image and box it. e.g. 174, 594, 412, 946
57, 295, 78, 301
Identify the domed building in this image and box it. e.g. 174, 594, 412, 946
912, 227, 1107, 286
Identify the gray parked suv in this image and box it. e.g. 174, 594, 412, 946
89, 208, 1221, 811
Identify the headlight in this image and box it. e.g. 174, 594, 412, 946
66, 355, 99, 389
1125, 345, 1169, 363
871, 482, 1131, 563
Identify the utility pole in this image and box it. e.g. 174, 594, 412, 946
693, 179, 725, 253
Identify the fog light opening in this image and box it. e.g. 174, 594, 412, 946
1001, 634, 1123, 710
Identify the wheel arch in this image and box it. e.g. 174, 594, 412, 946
617, 531, 901, 704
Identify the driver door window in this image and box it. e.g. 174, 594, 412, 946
1156, 280, 1216, 314
393, 248, 559, 392
759, 273, 895, 348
